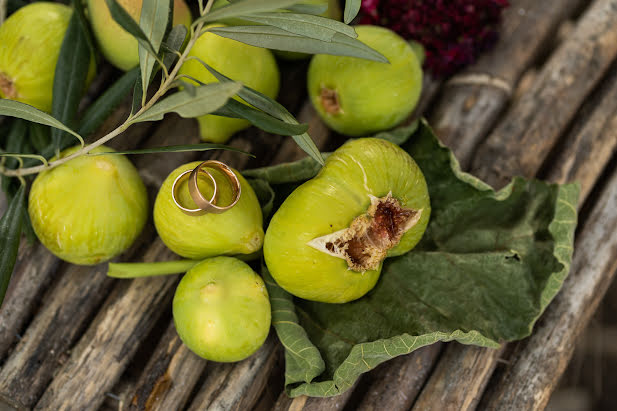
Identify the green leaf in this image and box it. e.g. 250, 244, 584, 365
138, 0, 171, 102
196, 0, 304, 24
108, 259, 200, 278
286, 3, 328, 15
91, 142, 254, 157
28, 123, 51, 153
202, 63, 324, 165
238, 12, 357, 42
259, 120, 579, 397
0, 100, 84, 146
1, 120, 28, 196
78, 68, 140, 137
162, 25, 188, 70
343, 0, 361, 24
213, 99, 308, 136
208, 26, 387, 62
0, 184, 25, 305
51, 10, 92, 152
104, 0, 158, 59
131, 82, 242, 123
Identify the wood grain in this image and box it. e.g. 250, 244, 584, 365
187, 336, 280, 411
431, 0, 588, 168
479, 165, 617, 410
127, 322, 206, 411
471, 0, 617, 188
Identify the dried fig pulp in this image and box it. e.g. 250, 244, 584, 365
264, 138, 430, 303
173, 257, 271, 362
154, 162, 264, 259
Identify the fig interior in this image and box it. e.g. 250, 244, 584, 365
308, 193, 422, 271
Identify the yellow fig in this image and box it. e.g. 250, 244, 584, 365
0, 2, 96, 112
86, 0, 192, 71
28, 146, 149, 265
264, 138, 430, 303
173, 257, 271, 362
154, 161, 264, 259
178, 24, 280, 143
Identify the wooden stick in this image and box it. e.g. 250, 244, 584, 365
356, 344, 442, 411
470, 0, 617, 188
126, 322, 206, 411
431, 0, 588, 169
187, 336, 280, 411
478, 165, 617, 410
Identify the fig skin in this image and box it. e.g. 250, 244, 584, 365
28, 146, 148, 265
86, 0, 192, 71
0, 2, 96, 112
264, 138, 430, 303
173, 257, 271, 362
154, 161, 264, 259
178, 24, 280, 143
307, 25, 423, 136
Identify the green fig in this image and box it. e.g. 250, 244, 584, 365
307, 25, 423, 136
173, 257, 271, 362
28, 146, 148, 265
86, 0, 192, 71
154, 161, 264, 259
264, 138, 430, 303
178, 24, 280, 143
0, 2, 96, 112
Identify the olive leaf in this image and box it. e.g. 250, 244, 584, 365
208, 26, 387, 63
259, 120, 579, 397
196, 0, 304, 24
343, 0, 361, 24
162, 25, 188, 70
202, 63, 324, 165
51, 10, 92, 152
286, 3, 328, 15
138, 0, 171, 103
0, 184, 25, 305
0, 100, 83, 146
78, 68, 140, 138
237, 12, 357, 42
91, 142, 254, 157
104, 0, 159, 59
213, 99, 309, 136
130, 82, 242, 123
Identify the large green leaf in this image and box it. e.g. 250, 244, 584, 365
255, 120, 579, 397
196, 0, 304, 24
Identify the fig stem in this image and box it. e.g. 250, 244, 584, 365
107, 259, 201, 279
0, 0, 216, 178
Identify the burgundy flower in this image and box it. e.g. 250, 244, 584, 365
359, 0, 509, 77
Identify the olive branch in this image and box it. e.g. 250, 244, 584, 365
0, 0, 371, 179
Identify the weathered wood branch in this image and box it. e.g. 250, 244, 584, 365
471, 0, 617, 188
431, 0, 588, 168
187, 336, 280, 411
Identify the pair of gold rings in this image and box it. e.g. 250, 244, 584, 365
171, 160, 241, 216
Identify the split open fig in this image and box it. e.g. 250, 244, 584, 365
264, 138, 430, 303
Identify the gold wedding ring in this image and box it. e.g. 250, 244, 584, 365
189, 160, 241, 214
172, 168, 218, 216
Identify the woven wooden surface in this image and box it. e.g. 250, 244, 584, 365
2, 0, 617, 409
